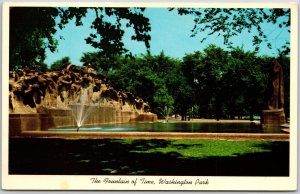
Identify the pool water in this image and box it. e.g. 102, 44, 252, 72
48, 122, 281, 133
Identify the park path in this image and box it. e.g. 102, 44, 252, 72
20, 131, 289, 141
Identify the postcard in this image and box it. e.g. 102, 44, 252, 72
2, 1, 298, 191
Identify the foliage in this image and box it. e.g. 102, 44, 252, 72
108, 45, 290, 120
34, 62, 49, 72
59, 7, 151, 57
195, 45, 230, 119
80, 51, 126, 74
50, 56, 71, 71
108, 52, 180, 112
9, 7, 59, 70
227, 48, 269, 120
170, 8, 290, 54
171, 77, 195, 120
9, 7, 151, 70
153, 87, 174, 108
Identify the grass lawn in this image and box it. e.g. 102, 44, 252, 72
122, 139, 275, 158
9, 138, 289, 176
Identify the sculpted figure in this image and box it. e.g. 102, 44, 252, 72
143, 102, 150, 113
101, 88, 119, 102
135, 97, 144, 110
268, 59, 284, 110
126, 92, 136, 107
57, 74, 72, 102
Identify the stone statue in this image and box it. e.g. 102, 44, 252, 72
268, 59, 284, 110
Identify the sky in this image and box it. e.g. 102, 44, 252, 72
44, 8, 290, 66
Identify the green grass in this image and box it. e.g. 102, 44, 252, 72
119, 139, 273, 159
9, 138, 289, 175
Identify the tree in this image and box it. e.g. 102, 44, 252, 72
59, 7, 151, 57
179, 45, 269, 120
182, 51, 202, 87
175, 52, 202, 119
192, 45, 230, 120
50, 56, 71, 71
171, 8, 290, 54
10, 7, 59, 70
107, 45, 289, 121
153, 86, 174, 108
80, 51, 125, 73
172, 77, 195, 120
227, 47, 269, 120
108, 52, 179, 113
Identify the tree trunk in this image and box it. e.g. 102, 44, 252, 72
249, 110, 254, 121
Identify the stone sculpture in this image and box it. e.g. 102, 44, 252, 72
9, 64, 150, 114
267, 59, 284, 110
263, 59, 286, 128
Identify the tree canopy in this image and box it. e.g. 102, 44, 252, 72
107, 45, 290, 120
9, 7, 59, 70
170, 8, 290, 54
9, 7, 151, 70
80, 51, 124, 73
50, 56, 71, 71
58, 7, 151, 56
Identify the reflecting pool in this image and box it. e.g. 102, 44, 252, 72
49, 121, 282, 133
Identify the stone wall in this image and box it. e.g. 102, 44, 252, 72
9, 114, 49, 136
9, 106, 157, 137
262, 108, 285, 127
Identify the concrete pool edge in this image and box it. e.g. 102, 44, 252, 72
15, 131, 290, 141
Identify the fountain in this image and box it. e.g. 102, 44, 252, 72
156, 106, 173, 122
69, 87, 95, 131
8, 64, 157, 136
10, 63, 286, 136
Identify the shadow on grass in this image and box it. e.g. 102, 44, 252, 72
9, 138, 289, 176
